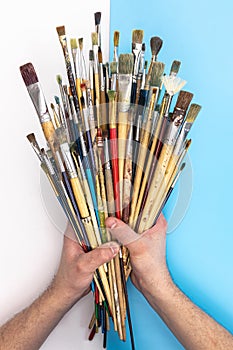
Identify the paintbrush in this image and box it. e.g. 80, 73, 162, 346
20, 63, 60, 171
55, 75, 71, 142
138, 90, 193, 233
108, 90, 121, 219
88, 49, 95, 104
166, 103, 201, 176
113, 30, 120, 64
70, 38, 83, 109
79, 38, 87, 81
110, 61, 118, 91
91, 32, 101, 128
50, 103, 61, 128
98, 47, 108, 133
94, 12, 101, 49
117, 53, 134, 215
56, 26, 81, 116
144, 36, 163, 90
85, 79, 96, 142
131, 29, 144, 104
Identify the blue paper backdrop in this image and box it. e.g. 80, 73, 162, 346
108, 0, 233, 349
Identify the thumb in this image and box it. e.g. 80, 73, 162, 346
81, 241, 120, 272
105, 217, 140, 246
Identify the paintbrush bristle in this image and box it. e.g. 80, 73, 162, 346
91, 32, 98, 46
107, 90, 116, 101
78, 38, 83, 51
110, 61, 118, 75
70, 38, 78, 49
118, 54, 134, 75
56, 74, 62, 85
20, 62, 38, 87
89, 49, 94, 61
150, 36, 163, 57
175, 90, 194, 112
186, 104, 202, 123
94, 12, 101, 25
132, 29, 144, 44
170, 60, 181, 75
162, 75, 187, 96
114, 31, 120, 47
54, 96, 60, 105
185, 139, 192, 150
51, 103, 55, 110
150, 61, 165, 87
26, 133, 36, 144
56, 25, 65, 36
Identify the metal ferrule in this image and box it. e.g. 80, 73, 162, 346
139, 51, 145, 75
118, 74, 132, 112
132, 44, 142, 78
79, 129, 88, 157
125, 122, 133, 158
113, 46, 119, 63
83, 107, 90, 132
43, 153, 55, 176
163, 110, 186, 146
77, 155, 86, 179
135, 114, 142, 142
173, 121, 192, 155
104, 138, 111, 170
111, 73, 117, 91
56, 151, 65, 173
27, 83, 51, 123
93, 45, 99, 73
60, 142, 77, 178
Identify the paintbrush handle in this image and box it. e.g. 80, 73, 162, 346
122, 154, 132, 224
104, 168, 115, 216
100, 90, 108, 132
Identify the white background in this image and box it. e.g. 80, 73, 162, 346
0, 1, 110, 349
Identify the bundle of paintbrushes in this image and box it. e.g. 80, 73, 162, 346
20, 11, 201, 350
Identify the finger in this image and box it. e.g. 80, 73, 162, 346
80, 242, 120, 273
105, 217, 140, 246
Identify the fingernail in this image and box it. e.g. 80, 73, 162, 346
108, 218, 117, 229
110, 246, 119, 256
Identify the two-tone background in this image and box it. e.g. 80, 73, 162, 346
0, 0, 232, 349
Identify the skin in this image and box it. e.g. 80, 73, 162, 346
1, 215, 233, 350
105, 214, 233, 350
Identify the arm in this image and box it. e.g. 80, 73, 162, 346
0, 223, 119, 350
105, 214, 233, 350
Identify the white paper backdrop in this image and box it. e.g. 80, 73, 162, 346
0, 1, 110, 348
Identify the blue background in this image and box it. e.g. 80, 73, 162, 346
108, 0, 233, 349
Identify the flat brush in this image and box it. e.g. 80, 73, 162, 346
88, 50, 95, 104
131, 29, 144, 104
56, 26, 80, 114
50, 103, 61, 128
110, 61, 118, 91
20, 63, 59, 169
94, 12, 101, 48
113, 30, 120, 64
91, 32, 101, 128
70, 38, 79, 79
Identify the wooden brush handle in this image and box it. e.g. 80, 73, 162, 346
122, 156, 132, 223
105, 168, 115, 216
137, 143, 174, 233
70, 177, 89, 217
100, 90, 108, 132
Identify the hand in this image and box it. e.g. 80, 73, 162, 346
105, 214, 172, 300
51, 222, 120, 306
